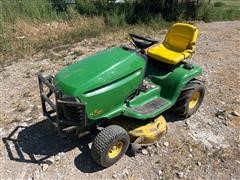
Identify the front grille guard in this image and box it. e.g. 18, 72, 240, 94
38, 74, 86, 131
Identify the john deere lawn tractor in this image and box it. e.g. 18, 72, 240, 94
38, 23, 205, 167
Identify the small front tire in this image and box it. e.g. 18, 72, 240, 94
91, 125, 130, 167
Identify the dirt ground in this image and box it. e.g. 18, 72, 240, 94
0, 21, 240, 180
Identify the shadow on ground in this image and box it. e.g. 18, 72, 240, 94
2, 111, 182, 173
163, 110, 185, 122
2, 120, 103, 173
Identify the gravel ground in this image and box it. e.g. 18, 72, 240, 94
0, 21, 240, 180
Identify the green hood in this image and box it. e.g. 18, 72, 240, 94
54, 47, 145, 96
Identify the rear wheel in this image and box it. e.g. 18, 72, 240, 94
172, 79, 205, 118
91, 125, 130, 167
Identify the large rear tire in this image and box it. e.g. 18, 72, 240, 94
172, 79, 205, 118
91, 125, 130, 167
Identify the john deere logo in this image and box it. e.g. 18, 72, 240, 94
90, 109, 103, 117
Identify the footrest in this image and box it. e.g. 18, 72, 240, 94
131, 98, 167, 114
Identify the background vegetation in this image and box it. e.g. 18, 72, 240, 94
0, 0, 239, 63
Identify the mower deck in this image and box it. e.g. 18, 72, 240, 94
111, 115, 167, 149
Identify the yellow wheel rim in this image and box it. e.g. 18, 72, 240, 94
189, 91, 200, 109
108, 140, 123, 159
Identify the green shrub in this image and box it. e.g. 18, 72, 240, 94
75, 0, 100, 15
51, 0, 67, 12
196, 3, 214, 22
214, 1, 226, 7
66, 5, 80, 19
104, 12, 126, 27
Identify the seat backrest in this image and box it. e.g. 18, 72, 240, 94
164, 23, 198, 52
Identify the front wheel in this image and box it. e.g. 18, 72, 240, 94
91, 125, 130, 167
172, 79, 205, 118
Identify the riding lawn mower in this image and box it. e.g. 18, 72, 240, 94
38, 23, 205, 167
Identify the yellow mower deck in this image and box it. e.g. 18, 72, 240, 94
111, 115, 167, 146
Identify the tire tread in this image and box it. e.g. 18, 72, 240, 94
172, 79, 205, 118
91, 125, 130, 167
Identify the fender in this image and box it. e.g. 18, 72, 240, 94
151, 64, 202, 103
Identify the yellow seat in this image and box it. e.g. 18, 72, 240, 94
147, 23, 199, 65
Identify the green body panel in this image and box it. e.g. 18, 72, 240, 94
150, 64, 202, 102
55, 47, 145, 96
54, 46, 202, 125
81, 69, 143, 120
128, 85, 161, 106
123, 64, 202, 119
55, 47, 146, 121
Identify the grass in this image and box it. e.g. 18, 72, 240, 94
211, 0, 240, 7
211, 0, 240, 13
0, 17, 105, 64
214, 2, 226, 7
196, 1, 240, 22
0, 0, 60, 27
0, 0, 66, 63
0, 18, 171, 60
0, 0, 240, 65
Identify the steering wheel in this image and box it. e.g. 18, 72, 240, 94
129, 34, 159, 50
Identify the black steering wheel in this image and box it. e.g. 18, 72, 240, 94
129, 34, 159, 50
